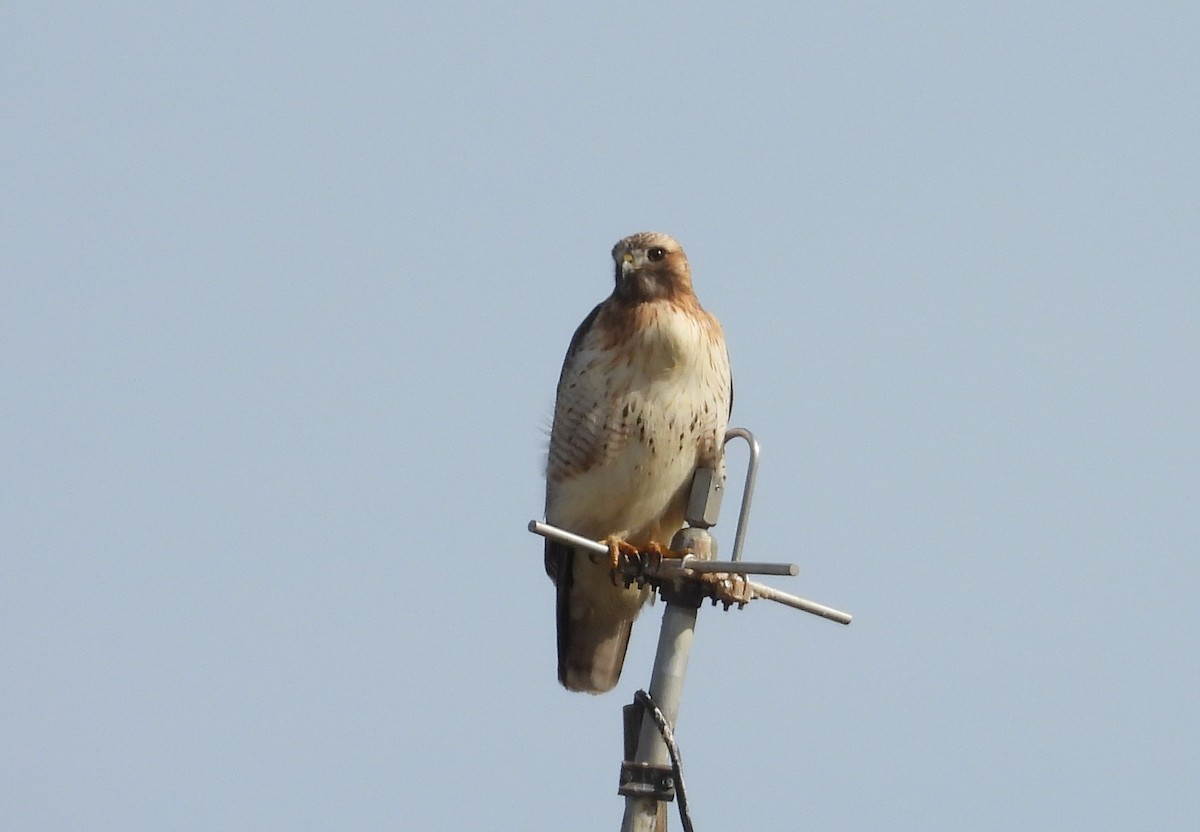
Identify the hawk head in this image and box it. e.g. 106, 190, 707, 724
610, 232, 693, 303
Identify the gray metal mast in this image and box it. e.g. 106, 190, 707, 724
616, 526, 707, 832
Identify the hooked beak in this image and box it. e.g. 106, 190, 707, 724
619, 250, 650, 280
620, 251, 637, 277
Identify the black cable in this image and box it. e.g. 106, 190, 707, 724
634, 689, 694, 832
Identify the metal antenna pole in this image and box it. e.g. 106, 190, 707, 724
618, 526, 711, 832
619, 604, 698, 831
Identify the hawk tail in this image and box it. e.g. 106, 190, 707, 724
551, 541, 635, 694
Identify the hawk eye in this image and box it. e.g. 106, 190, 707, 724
647, 247, 666, 262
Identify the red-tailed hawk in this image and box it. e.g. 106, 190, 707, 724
544, 232, 733, 693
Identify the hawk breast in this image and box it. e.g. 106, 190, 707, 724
545, 299, 731, 545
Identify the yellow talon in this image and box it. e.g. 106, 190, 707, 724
604, 536, 640, 572
643, 541, 685, 567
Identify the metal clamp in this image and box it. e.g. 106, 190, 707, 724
618, 761, 676, 802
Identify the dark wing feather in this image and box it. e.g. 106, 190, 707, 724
544, 302, 603, 581
557, 302, 603, 390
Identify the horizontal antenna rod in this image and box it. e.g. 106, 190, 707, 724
527, 521, 796, 576
529, 520, 609, 555
748, 583, 852, 624
528, 520, 851, 625
680, 556, 797, 577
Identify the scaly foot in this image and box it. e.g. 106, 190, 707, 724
604, 535, 643, 588
603, 536, 641, 572
643, 540, 686, 567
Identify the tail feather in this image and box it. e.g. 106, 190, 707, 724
548, 540, 641, 694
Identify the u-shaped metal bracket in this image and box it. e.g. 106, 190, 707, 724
682, 427, 759, 562
723, 427, 760, 563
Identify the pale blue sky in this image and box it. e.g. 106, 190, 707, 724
3, 3, 1197, 830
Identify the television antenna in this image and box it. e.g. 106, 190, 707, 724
529, 428, 852, 831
